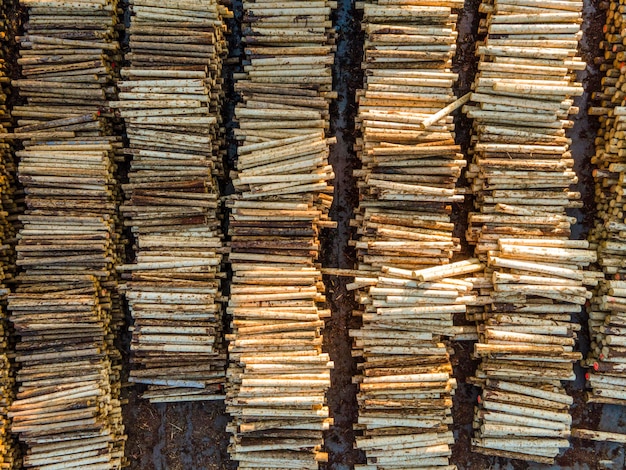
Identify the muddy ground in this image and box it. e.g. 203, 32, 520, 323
4, 0, 623, 468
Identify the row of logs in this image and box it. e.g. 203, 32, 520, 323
115, 0, 231, 404
351, 1, 475, 469
225, 1, 337, 468
5, 0, 128, 468
0, 0, 18, 468
465, 0, 599, 464
470, 239, 599, 463
585, 0, 626, 407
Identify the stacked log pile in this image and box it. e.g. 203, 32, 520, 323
463, 0, 599, 463
0, 338, 16, 470
351, 1, 475, 468
0, 1, 18, 467
225, 1, 336, 468
471, 239, 597, 463
351, 0, 465, 279
353, 261, 482, 470
115, 0, 230, 403
464, 0, 585, 256
5, 0, 127, 468
585, 0, 626, 405
585, 279, 626, 405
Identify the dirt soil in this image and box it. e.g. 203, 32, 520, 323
319, 1, 364, 468
11, 0, 619, 468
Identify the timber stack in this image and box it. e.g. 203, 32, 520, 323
116, 0, 230, 403
471, 239, 597, 463
585, 280, 626, 405
463, 0, 600, 463
352, 261, 482, 470
0, 0, 19, 467
351, 0, 466, 280
225, 0, 336, 468
352, 1, 475, 469
464, 0, 585, 256
0, 335, 16, 470
585, 0, 626, 406
6, 0, 127, 468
